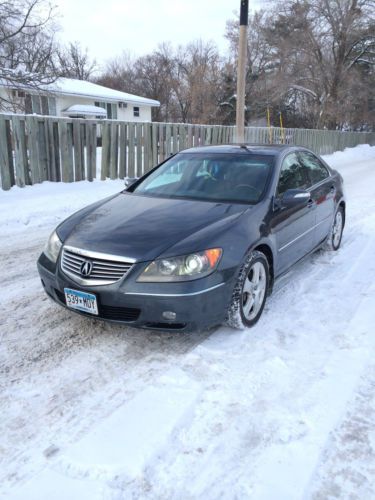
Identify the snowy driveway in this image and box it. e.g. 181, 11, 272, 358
1, 146, 375, 500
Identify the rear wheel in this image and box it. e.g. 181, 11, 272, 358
328, 206, 344, 251
226, 250, 269, 329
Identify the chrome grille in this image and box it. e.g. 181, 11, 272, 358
61, 246, 134, 286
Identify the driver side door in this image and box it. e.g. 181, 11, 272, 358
271, 152, 317, 274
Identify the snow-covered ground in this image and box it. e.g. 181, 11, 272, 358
1, 145, 375, 500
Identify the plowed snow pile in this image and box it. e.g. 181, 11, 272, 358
1, 145, 375, 500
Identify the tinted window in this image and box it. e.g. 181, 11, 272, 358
277, 153, 309, 195
298, 152, 330, 185
132, 153, 274, 204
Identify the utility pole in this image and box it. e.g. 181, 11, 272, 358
235, 0, 248, 143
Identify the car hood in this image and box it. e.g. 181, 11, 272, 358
63, 193, 247, 262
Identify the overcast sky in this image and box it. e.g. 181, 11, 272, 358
54, 0, 261, 70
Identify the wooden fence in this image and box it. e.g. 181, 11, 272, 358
1, 113, 374, 190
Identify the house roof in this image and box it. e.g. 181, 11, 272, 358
47, 78, 160, 107
0, 72, 160, 107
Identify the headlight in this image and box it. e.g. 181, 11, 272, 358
138, 248, 222, 282
44, 230, 62, 263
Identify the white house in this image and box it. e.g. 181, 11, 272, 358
0, 77, 160, 121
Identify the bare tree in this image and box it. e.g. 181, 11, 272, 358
0, 0, 58, 109
225, 0, 375, 129
57, 41, 98, 80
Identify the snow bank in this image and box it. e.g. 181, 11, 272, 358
322, 143, 375, 168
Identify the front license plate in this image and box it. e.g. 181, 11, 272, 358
64, 288, 98, 315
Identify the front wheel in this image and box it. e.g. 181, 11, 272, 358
226, 250, 269, 329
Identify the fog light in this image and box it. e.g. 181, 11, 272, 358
162, 311, 176, 320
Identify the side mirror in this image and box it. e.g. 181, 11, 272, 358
124, 177, 139, 188
281, 189, 311, 208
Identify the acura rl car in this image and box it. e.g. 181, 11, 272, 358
37, 144, 345, 332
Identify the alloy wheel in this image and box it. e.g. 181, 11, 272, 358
242, 261, 267, 321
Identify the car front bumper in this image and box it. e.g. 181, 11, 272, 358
37, 252, 234, 332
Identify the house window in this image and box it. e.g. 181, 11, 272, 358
106, 102, 112, 119
133, 106, 140, 117
111, 103, 118, 119
119, 102, 127, 108
31, 95, 41, 114
25, 94, 32, 114
41, 96, 49, 115
48, 97, 57, 116
12, 89, 26, 98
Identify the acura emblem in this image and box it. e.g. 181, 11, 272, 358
80, 260, 93, 277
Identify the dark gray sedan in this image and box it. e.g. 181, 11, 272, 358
37, 144, 345, 332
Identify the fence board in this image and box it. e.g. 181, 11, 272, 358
172, 124, 178, 153
47, 120, 60, 182
187, 125, 194, 148
25, 116, 39, 184
159, 124, 165, 162
109, 122, 118, 180
119, 122, 127, 178
12, 117, 29, 187
101, 122, 110, 180
143, 123, 151, 172
165, 124, 171, 157
152, 123, 158, 166
73, 121, 84, 181
58, 120, 74, 182
86, 122, 96, 181
0, 116, 12, 190
136, 123, 143, 176
37, 120, 49, 181
179, 124, 187, 151
127, 123, 135, 177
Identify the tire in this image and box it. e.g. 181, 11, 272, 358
226, 250, 270, 329
327, 205, 345, 251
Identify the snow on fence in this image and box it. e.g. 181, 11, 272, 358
0, 113, 374, 190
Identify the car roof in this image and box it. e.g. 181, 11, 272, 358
179, 144, 297, 155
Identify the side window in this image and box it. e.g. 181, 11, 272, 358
277, 153, 309, 195
298, 152, 330, 185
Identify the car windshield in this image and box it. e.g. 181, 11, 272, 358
131, 153, 274, 204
